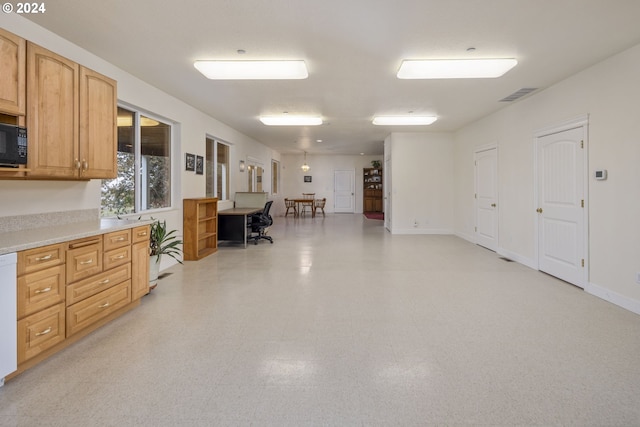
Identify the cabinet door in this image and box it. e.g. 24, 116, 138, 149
79, 67, 117, 179
131, 240, 149, 300
0, 28, 26, 115
67, 237, 103, 283
27, 42, 79, 178
18, 302, 65, 363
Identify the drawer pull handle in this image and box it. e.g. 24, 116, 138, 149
69, 238, 101, 249
79, 259, 94, 265
99, 279, 110, 285
137, 231, 147, 237
111, 255, 126, 261
115, 237, 126, 242
34, 287, 52, 294
35, 327, 52, 337
35, 254, 53, 261
98, 302, 110, 309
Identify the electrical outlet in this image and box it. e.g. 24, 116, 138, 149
636, 272, 640, 284
413, 219, 418, 227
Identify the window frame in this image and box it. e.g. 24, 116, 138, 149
206, 136, 231, 201
100, 103, 174, 218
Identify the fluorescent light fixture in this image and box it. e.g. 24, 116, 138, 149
260, 116, 323, 126
397, 58, 517, 79
372, 116, 438, 126
194, 60, 308, 79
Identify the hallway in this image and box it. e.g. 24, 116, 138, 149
2, 214, 640, 426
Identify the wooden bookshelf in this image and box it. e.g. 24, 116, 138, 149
363, 168, 383, 212
183, 197, 218, 260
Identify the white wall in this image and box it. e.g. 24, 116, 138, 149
454, 42, 640, 312
0, 14, 279, 270
388, 132, 455, 234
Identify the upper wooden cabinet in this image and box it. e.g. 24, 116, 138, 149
0, 28, 26, 116
27, 42, 117, 179
79, 67, 117, 179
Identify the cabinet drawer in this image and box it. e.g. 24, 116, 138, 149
66, 263, 131, 306
67, 236, 102, 283
103, 229, 131, 251
66, 280, 131, 337
132, 225, 150, 244
17, 264, 65, 318
18, 243, 65, 275
103, 245, 131, 271
18, 302, 65, 363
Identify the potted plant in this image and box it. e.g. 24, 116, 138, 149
149, 219, 183, 289
371, 160, 381, 169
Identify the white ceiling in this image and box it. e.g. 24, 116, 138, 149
25, 0, 640, 155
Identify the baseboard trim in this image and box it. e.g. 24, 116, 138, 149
454, 230, 475, 244
496, 247, 537, 270
585, 282, 640, 315
391, 228, 453, 235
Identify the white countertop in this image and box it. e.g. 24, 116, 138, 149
0, 218, 153, 255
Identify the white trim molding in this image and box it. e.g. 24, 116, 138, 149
586, 282, 640, 315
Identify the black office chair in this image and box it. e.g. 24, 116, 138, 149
247, 200, 274, 245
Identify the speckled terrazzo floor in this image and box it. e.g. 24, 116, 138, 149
1, 214, 640, 426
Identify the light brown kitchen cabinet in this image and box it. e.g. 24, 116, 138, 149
78, 67, 117, 179
26, 42, 116, 179
66, 280, 131, 337
0, 28, 26, 116
131, 225, 150, 300
66, 236, 103, 283
17, 302, 66, 363
16, 243, 67, 364
11, 224, 150, 379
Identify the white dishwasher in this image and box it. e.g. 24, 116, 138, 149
0, 252, 17, 386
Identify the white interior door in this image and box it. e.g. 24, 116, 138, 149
475, 147, 498, 251
334, 170, 355, 213
536, 126, 587, 287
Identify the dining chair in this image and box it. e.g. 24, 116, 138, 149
284, 198, 297, 217
300, 193, 315, 216
314, 198, 326, 217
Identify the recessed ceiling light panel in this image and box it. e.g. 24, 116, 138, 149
194, 60, 308, 80
372, 116, 438, 126
397, 58, 517, 79
260, 116, 323, 126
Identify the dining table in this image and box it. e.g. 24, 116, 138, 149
288, 198, 316, 218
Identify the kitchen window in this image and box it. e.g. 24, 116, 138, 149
100, 106, 173, 217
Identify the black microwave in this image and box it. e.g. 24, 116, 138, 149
0, 123, 27, 167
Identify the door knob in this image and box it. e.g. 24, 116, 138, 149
536, 208, 543, 213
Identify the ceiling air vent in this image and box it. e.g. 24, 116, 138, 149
499, 87, 538, 102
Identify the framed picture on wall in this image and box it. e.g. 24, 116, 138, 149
304, 176, 312, 183
185, 153, 195, 171
195, 155, 204, 175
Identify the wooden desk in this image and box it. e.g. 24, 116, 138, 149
289, 198, 316, 218
218, 208, 262, 248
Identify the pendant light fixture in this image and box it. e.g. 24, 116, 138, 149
301, 152, 310, 172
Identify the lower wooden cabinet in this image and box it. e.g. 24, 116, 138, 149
66, 280, 131, 337
66, 263, 131, 306
12, 224, 150, 378
18, 302, 66, 363
17, 264, 65, 318
131, 239, 149, 300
